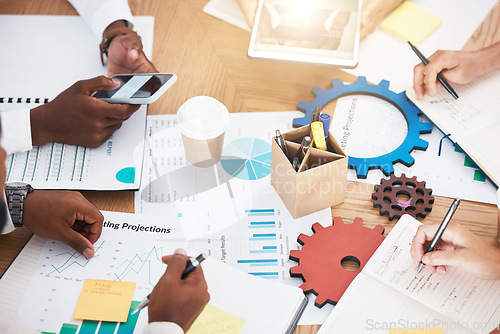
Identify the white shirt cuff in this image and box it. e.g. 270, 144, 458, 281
0, 191, 15, 235
68, 0, 135, 39
0, 109, 33, 155
142, 322, 184, 334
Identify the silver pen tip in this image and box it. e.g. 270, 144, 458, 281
417, 262, 425, 274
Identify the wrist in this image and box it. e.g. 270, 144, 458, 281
99, 23, 137, 66
478, 42, 500, 73
30, 105, 53, 146
103, 20, 132, 35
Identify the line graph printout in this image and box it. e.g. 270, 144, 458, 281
135, 113, 336, 324
14, 211, 187, 334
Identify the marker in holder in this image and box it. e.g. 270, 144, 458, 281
311, 122, 327, 150
318, 114, 331, 137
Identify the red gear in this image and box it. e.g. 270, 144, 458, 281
290, 217, 385, 307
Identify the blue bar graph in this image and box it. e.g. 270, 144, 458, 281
246, 209, 275, 217
250, 245, 277, 254
237, 259, 278, 264
250, 263, 278, 267
249, 233, 276, 241
249, 272, 279, 279
249, 221, 275, 228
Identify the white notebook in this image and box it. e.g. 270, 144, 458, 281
0, 211, 307, 334
406, 70, 500, 187
318, 214, 500, 333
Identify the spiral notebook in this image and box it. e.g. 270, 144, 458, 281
0, 15, 155, 190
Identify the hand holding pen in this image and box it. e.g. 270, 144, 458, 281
409, 41, 459, 100
136, 249, 209, 332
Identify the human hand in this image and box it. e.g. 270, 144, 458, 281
412, 49, 492, 100
23, 190, 104, 259
360, 0, 404, 40
107, 31, 158, 77
410, 223, 500, 279
30, 76, 139, 148
148, 249, 210, 331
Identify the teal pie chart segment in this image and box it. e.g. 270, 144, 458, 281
221, 138, 271, 180
116, 167, 136, 183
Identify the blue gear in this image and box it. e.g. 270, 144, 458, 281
294, 76, 431, 178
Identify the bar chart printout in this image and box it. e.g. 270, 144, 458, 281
41, 301, 140, 334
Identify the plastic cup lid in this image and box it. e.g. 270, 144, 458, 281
177, 96, 229, 140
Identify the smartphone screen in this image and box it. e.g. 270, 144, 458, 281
92, 74, 174, 99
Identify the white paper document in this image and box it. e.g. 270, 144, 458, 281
318, 214, 500, 333
135, 112, 336, 324
406, 70, 500, 188
0, 211, 307, 334
0, 15, 155, 190
329, 94, 498, 204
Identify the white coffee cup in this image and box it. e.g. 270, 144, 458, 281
177, 96, 229, 168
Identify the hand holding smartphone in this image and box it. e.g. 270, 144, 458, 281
92, 73, 177, 104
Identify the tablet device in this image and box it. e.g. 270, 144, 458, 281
248, 0, 361, 68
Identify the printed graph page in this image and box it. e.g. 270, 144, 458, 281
363, 215, 500, 333
7, 212, 306, 334
4, 105, 146, 190
14, 211, 188, 334
135, 112, 335, 325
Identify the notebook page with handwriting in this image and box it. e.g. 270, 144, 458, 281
406, 70, 500, 186
319, 215, 500, 333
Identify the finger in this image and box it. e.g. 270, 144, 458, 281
74, 202, 104, 245
165, 253, 190, 278
422, 249, 465, 268
59, 227, 95, 259
162, 249, 188, 264
413, 63, 426, 100
435, 265, 447, 274
102, 104, 139, 120
77, 76, 121, 95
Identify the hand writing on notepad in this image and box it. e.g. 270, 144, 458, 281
410, 222, 500, 279
413, 41, 500, 100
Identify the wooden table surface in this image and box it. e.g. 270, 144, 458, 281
1, 1, 499, 333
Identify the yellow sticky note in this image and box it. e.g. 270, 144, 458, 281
187, 305, 246, 334
381, 1, 443, 46
73, 279, 136, 322
389, 328, 444, 334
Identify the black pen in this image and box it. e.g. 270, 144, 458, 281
292, 136, 311, 172
408, 41, 459, 100
417, 198, 460, 274
131, 253, 206, 314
